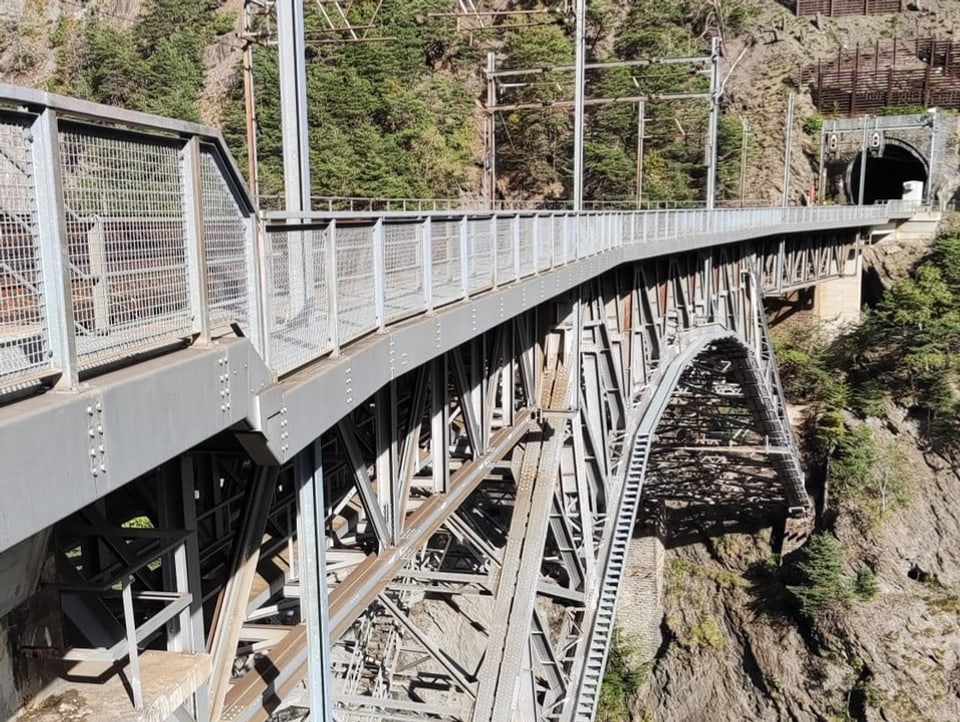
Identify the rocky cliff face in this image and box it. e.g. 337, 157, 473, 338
629, 349, 960, 721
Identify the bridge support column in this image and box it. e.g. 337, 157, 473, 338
615, 533, 665, 663
812, 243, 862, 332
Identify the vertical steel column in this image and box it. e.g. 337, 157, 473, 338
572, 0, 587, 211
375, 383, 399, 545
31, 109, 78, 389
431, 356, 450, 493
163, 458, 210, 721
295, 441, 336, 722
277, 0, 312, 316
706, 37, 721, 210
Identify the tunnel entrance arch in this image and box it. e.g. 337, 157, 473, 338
846, 139, 928, 205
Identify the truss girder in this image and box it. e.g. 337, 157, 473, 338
760, 232, 859, 295
43, 229, 865, 722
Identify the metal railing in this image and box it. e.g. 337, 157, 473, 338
0, 83, 918, 395
257, 194, 773, 213
262, 203, 899, 374
0, 83, 258, 394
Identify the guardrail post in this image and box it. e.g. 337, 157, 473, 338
247, 215, 268, 363
491, 216, 499, 288
31, 108, 78, 389
513, 214, 521, 280
373, 218, 386, 330
574, 214, 582, 259
422, 217, 433, 312
531, 214, 539, 272
327, 220, 340, 357
182, 137, 211, 344
459, 217, 469, 299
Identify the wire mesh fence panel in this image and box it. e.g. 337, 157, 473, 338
677, 212, 688, 235
200, 146, 250, 335
537, 215, 553, 272
466, 217, 493, 294
518, 216, 535, 277
580, 216, 595, 257
612, 214, 624, 248
656, 212, 668, 238
431, 220, 462, 308
0, 114, 51, 391
383, 221, 424, 323
496, 217, 514, 283
553, 215, 567, 265
267, 226, 331, 374
58, 123, 191, 369
335, 223, 377, 344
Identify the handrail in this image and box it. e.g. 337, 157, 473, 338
0, 83, 924, 396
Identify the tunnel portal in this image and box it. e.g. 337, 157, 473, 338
847, 142, 928, 205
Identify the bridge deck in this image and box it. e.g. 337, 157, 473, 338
0, 81, 920, 555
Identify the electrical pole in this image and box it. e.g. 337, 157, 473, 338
278, 0, 311, 213
241, 2, 260, 203
739, 117, 748, 206
636, 99, 645, 209
277, 2, 312, 331
816, 118, 826, 204
486, 52, 497, 210
705, 36, 721, 210
572, 0, 586, 211
781, 92, 796, 207
858, 119, 869, 206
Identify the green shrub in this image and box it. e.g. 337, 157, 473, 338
688, 617, 725, 650
852, 230, 960, 452
854, 566, 879, 600
828, 424, 907, 526
597, 633, 648, 722
802, 114, 824, 135
787, 533, 853, 619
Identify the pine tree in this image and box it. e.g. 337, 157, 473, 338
787, 533, 853, 619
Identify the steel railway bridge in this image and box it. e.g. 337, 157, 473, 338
0, 83, 927, 722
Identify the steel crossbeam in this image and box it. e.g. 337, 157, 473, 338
474, 316, 574, 721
